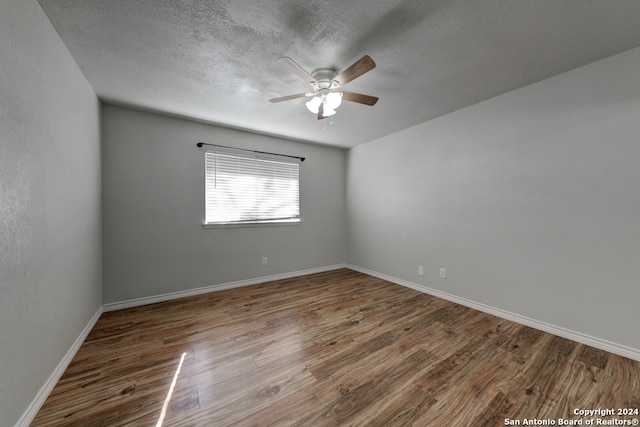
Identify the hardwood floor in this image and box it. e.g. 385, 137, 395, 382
32, 269, 640, 426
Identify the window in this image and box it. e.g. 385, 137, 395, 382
205, 151, 300, 226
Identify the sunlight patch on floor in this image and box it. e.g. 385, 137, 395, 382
155, 352, 187, 427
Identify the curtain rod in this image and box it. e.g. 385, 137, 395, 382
196, 142, 305, 162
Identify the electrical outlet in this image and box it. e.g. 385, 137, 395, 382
439, 268, 447, 279
418, 266, 424, 276
262, 257, 268, 266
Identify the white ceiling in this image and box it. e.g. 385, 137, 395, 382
38, 0, 640, 148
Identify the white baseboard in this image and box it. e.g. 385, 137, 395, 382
15, 306, 104, 427
103, 264, 348, 312
347, 264, 640, 362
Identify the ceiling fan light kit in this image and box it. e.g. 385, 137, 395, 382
269, 55, 378, 120
306, 91, 342, 115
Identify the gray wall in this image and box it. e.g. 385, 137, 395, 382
347, 47, 640, 351
102, 106, 346, 303
0, 0, 102, 424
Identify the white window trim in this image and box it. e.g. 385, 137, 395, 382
202, 219, 302, 229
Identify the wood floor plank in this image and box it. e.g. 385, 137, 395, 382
32, 269, 640, 426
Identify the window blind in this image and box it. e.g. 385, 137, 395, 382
205, 152, 300, 225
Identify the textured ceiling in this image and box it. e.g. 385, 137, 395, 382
38, 0, 640, 148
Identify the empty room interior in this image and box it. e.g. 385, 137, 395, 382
2, 0, 640, 426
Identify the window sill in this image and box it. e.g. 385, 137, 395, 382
202, 220, 302, 229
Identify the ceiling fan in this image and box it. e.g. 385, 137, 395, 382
269, 55, 379, 120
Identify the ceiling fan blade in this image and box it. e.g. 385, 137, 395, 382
317, 103, 326, 120
269, 93, 308, 103
342, 91, 379, 106
278, 57, 317, 84
333, 55, 376, 87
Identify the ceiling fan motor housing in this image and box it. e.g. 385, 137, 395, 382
311, 68, 338, 85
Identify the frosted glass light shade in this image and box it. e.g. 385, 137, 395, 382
322, 105, 336, 116
306, 96, 322, 114
325, 92, 342, 109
